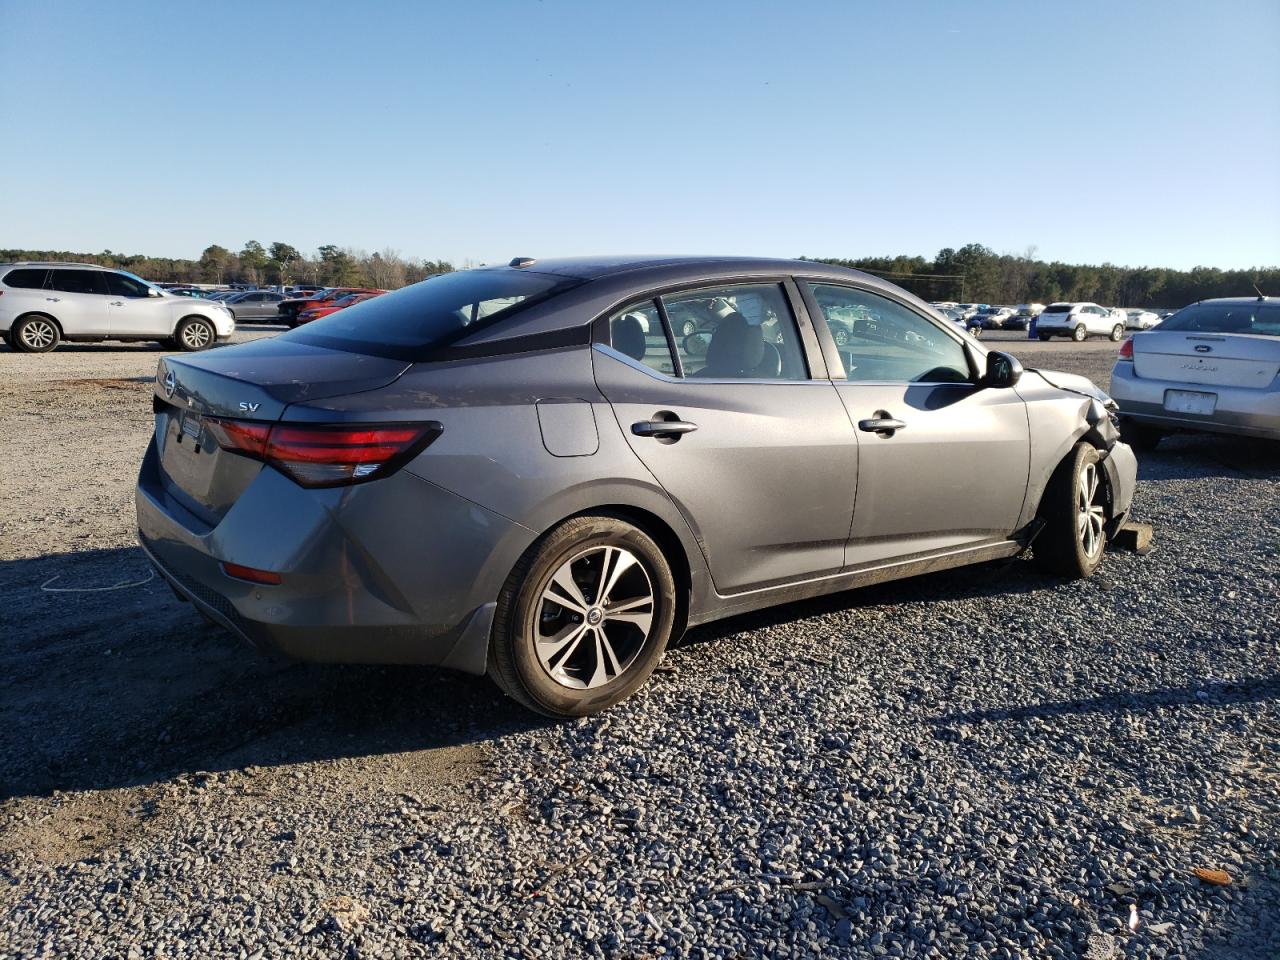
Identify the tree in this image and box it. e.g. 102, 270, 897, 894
268, 242, 301, 284
198, 245, 233, 284
239, 241, 268, 285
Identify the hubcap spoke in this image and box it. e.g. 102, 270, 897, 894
546, 565, 589, 613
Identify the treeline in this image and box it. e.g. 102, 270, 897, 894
0, 243, 455, 289
807, 244, 1279, 308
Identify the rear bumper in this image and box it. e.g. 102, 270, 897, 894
1109, 363, 1280, 440
135, 439, 536, 673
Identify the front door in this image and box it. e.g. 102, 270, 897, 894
801, 281, 1031, 569
593, 281, 857, 595
104, 271, 171, 336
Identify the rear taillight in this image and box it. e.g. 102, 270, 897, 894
204, 419, 441, 487
1118, 337, 1134, 360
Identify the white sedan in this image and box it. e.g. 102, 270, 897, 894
1110, 297, 1280, 447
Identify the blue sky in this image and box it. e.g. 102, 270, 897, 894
2, 0, 1277, 270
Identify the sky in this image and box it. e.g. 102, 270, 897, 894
2, 0, 1278, 271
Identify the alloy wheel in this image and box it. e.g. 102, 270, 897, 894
1077, 462, 1105, 558
182, 322, 212, 349
535, 545, 654, 690
20, 318, 56, 349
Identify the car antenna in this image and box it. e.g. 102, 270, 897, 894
1252, 281, 1267, 300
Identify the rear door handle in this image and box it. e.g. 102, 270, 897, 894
632, 418, 698, 439
46, 297, 61, 302
109, 301, 124, 306
858, 417, 906, 435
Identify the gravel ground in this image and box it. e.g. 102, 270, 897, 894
2, 330, 1277, 959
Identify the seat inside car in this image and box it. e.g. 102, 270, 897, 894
613, 314, 648, 361
696, 312, 781, 378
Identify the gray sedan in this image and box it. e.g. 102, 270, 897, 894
1110, 296, 1280, 446
223, 290, 286, 321
136, 257, 1137, 717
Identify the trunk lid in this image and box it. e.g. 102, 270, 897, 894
1131, 331, 1280, 388
153, 337, 410, 525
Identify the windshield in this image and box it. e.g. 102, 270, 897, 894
284, 269, 583, 358
1157, 302, 1280, 336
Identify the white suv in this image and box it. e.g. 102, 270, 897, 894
1035, 302, 1127, 342
0, 262, 235, 353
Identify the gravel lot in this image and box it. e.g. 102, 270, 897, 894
2, 329, 1277, 959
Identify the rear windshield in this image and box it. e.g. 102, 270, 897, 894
1042, 304, 1073, 313
1158, 302, 1280, 336
283, 269, 583, 358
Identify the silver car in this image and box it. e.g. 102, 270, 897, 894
1036, 302, 1128, 342
223, 290, 287, 322
1110, 296, 1280, 447
136, 257, 1137, 717
0, 262, 235, 352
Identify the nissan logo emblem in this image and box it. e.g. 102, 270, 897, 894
163, 369, 176, 398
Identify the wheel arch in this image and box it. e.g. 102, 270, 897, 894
13, 310, 64, 334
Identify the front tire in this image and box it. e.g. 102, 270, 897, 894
1072, 324, 1088, 342
12, 314, 61, 353
489, 516, 677, 718
174, 317, 215, 351
1033, 444, 1108, 579
1037, 333, 1052, 342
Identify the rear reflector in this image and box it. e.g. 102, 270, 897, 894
1118, 337, 1134, 360
221, 562, 282, 585
204, 419, 442, 488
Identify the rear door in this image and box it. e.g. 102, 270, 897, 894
44, 269, 112, 336
801, 281, 1030, 569
593, 280, 857, 595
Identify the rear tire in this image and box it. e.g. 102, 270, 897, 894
1109, 324, 1125, 342
1032, 444, 1108, 579
12, 314, 61, 353
489, 516, 676, 718
1037, 333, 1051, 342
1072, 324, 1088, 342
1120, 420, 1165, 451
174, 317, 215, 351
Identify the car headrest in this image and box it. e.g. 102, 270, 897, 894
704, 312, 764, 376
612, 315, 647, 361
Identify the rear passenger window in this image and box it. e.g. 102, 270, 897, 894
2, 269, 48, 289
47, 269, 107, 295
606, 301, 675, 377
662, 283, 809, 380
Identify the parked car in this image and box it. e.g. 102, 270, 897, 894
1125, 310, 1161, 330
1016, 303, 1046, 318
1110, 296, 1280, 447
136, 256, 1137, 717
1035, 302, 1128, 342
977, 307, 1016, 330
1004, 311, 1033, 331
295, 291, 383, 325
277, 287, 386, 327
0, 262, 234, 352
223, 290, 287, 321
163, 287, 213, 299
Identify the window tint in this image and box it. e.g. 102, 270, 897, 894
47, 269, 107, 295
2, 268, 48, 289
284, 268, 582, 359
604, 301, 675, 376
103, 272, 152, 298
1043, 303, 1072, 313
807, 283, 971, 383
662, 283, 808, 380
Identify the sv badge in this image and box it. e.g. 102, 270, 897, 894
238, 401, 261, 414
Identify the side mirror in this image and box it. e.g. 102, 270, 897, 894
148, 287, 163, 297
981, 350, 1023, 389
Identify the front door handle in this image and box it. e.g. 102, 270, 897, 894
46, 297, 61, 302
632, 418, 698, 439
109, 301, 124, 306
858, 416, 906, 436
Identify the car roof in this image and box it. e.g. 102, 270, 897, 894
490, 255, 878, 284
0, 261, 111, 270
1192, 296, 1280, 305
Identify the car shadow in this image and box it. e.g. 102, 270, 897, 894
0, 546, 548, 801
1138, 433, 1280, 480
